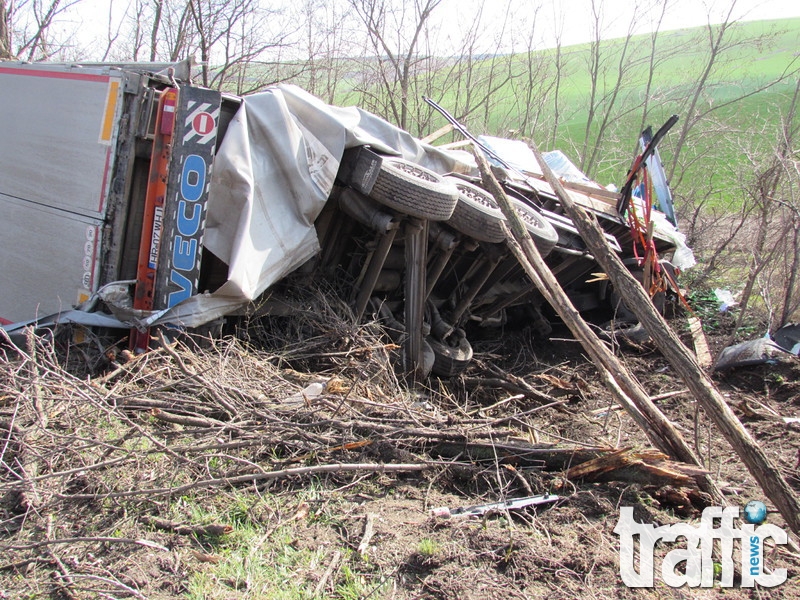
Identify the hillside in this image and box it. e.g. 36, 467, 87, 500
451, 18, 800, 196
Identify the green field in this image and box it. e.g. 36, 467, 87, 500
483, 19, 799, 198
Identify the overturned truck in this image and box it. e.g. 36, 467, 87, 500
0, 61, 692, 376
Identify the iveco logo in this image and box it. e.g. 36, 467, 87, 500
168, 154, 206, 306
160, 89, 220, 310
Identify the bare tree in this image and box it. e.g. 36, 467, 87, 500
207, 0, 300, 94
348, 0, 443, 132
1, 0, 12, 59
738, 78, 800, 332
107, 0, 296, 92
128, 0, 145, 60
637, 0, 673, 135
150, 0, 163, 60
666, 1, 800, 186
437, 0, 517, 135
113, 0, 193, 65
98, 0, 127, 61
476, 3, 514, 130
2, 0, 84, 60
778, 203, 800, 326
300, 0, 353, 103
578, 0, 650, 177
548, 8, 566, 149
163, 0, 194, 62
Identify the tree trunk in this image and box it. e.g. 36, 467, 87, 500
149, 0, 163, 61
474, 150, 724, 505
0, 0, 13, 60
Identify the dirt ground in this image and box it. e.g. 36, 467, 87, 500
2, 292, 800, 599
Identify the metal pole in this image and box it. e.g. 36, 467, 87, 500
404, 218, 428, 379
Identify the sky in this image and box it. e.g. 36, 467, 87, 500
431, 0, 800, 52
59, 0, 800, 60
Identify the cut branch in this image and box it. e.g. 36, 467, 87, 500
57, 462, 434, 500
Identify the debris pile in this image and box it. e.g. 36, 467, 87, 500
2, 279, 800, 596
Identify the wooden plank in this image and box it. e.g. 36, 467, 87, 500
687, 317, 713, 368
437, 139, 472, 150
421, 123, 454, 144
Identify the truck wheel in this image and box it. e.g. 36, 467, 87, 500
369, 158, 459, 221
511, 200, 559, 257
428, 330, 473, 377
444, 177, 507, 243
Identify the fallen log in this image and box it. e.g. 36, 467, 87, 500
430, 441, 707, 488
55, 462, 433, 500
431, 440, 604, 469
527, 141, 800, 535
474, 150, 723, 504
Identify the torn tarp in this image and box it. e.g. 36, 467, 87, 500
714, 338, 793, 370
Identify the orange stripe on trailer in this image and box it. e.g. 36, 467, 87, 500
100, 80, 120, 143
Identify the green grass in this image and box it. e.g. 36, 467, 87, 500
173, 487, 391, 599
185, 527, 326, 599
417, 538, 440, 557
178, 492, 319, 599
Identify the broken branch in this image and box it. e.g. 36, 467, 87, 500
56, 462, 434, 500
474, 148, 723, 503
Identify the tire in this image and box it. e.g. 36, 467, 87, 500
368, 158, 459, 221
421, 340, 435, 378
444, 176, 507, 243
427, 330, 473, 377
510, 200, 559, 257
599, 320, 651, 346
